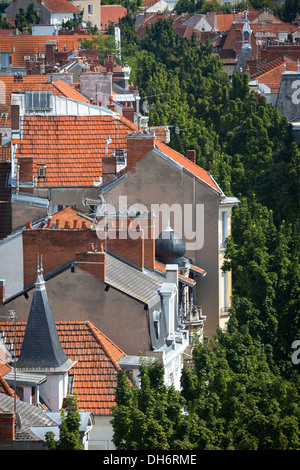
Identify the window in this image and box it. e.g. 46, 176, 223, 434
0, 52, 12, 68
221, 272, 226, 312
88, 3, 93, 14
221, 210, 228, 247
38, 166, 46, 178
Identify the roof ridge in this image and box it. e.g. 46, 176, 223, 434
85, 321, 124, 372
154, 139, 220, 192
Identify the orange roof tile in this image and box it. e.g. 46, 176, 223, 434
100, 5, 127, 29
0, 74, 63, 127
15, 114, 137, 187
44, 205, 93, 228
52, 78, 90, 103
0, 35, 85, 67
42, 0, 81, 13
155, 139, 220, 193
0, 373, 15, 398
252, 57, 297, 93
0, 321, 126, 415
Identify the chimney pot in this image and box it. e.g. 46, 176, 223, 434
186, 150, 196, 163
0, 280, 5, 304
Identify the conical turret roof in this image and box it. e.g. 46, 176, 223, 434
16, 257, 74, 372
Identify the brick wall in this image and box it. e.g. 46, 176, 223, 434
0, 412, 15, 445
19, 156, 33, 183
122, 102, 135, 123
22, 214, 156, 287
105, 220, 145, 269
22, 226, 99, 287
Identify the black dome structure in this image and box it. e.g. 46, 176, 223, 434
155, 225, 186, 265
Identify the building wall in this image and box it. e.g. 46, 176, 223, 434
88, 415, 116, 450
0, 231, 23, 300
105, 150, 222, 337
11, 202, 48, 232
277, 72, 300, 121
70, 0, 101, 28
31, 186, 103, 213
1, 267, 150, 357
50, 12, 75, 25
5, 0, 44, 21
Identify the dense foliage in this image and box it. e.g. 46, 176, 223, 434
15, 4, 40, 32
110, 14, 300, 450
45, 393, 83, 450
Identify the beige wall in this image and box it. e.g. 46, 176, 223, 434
105, 150, 222, 337
70, 0, 101, 28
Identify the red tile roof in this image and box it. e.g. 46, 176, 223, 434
155, 139, 220, 193
0, 373, 15, 398
0, 321, 126, 415
0, 35, 84, 67
45, 205, 93, 227
42, 0, 81, 13
218, 10, 259, 30
100, 5, 127, 29
52, 78, 90, 103
251, 56, 297, 93
0, 75, 67, 127
15, 114, 137, 187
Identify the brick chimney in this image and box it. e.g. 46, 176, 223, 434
11, 105, 20, 131
122, 102, 135, 123
126, 131, 156, 172
0, 280, 5, 304
75, 243, 106, 281
108, 96, 115, 112
186, 150, 196, 164
0, 412, 15, 445
45, 41, 57, 66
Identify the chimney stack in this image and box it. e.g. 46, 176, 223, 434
126, 131, 156, 172
0, 280, 5, 304
122, 101, 135, 123
75, 244, 106, 282
0, 412, 15, 445
186, 150, 196, 164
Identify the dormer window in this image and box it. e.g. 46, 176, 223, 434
37, 165, 46, 178
153, 310, 160, 339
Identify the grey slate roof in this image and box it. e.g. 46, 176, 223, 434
0, 393, 57, 428
105, 252, 163, 307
